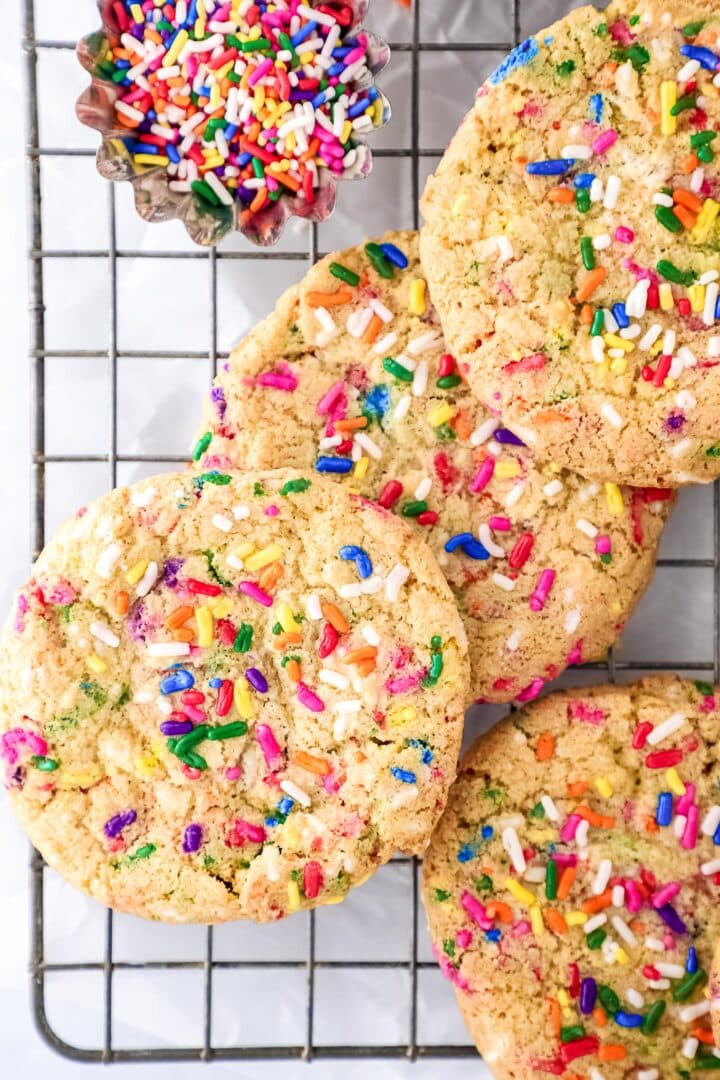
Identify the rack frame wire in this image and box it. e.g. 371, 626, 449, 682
22, 0, 720, 1064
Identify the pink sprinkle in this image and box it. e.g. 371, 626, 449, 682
385, 671, 426, 695
488, 515, 511, 531
470, 457, 495, 494
529, 568, 556, 611
233, 819, 266, 844
625, 880, 643, 913
614, 226, 635, 244
238, 581, 274, 607
681, 804, 699, 850
592, 128, 619, 155
181, 765, 202, 780
560, 814, 581, 842
460, 890, 493, 930
316, 380, 347, 417
676, 783, 696, 815
566, 641, 583, 666
652, 882, 680, 908
14, 594, 28, 633
515, 677, 544, 703
322, 772, 341, 794
225, 766, 242, 781
433, 945, 474, 992
568, 700, 607, 726
511, 920, 532, 938
264, 505, 280, 517
182, 705, 206, 724
258, 363, 298, 392
248, 57, 273, 86
595, 535, 612, 556
297, 683, 325, 713
255, 724, 283, 770
456, 929, 473, 949
552, 853, 579, 868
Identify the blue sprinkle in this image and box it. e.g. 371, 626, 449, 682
461, 539, 491, 561
713, 821, 720, 845
656, 791, 673, 827
348, 98, 371, 119
166, 144, 181, 164
390, 767, 417, 784
614, 1010, 644, 1028
237, 151, 252, 168
160, 669, 194, 695
481, 825, 494, 840
224, 124, 238, 141
363, 384, 390, 419
327, 61, 345, 77
680, 44, 720, 70
277, 796, 294, 816
489, 37, 540, 85
612, 302, 629, 329
590, 93, 604, 123
687, 946, 698, 974
367, 87, 379, 102
265, 817, 279, 828
574, 172, 596, 189
315, 456, 353, 474
526, 159, 575, 176
380, 243, 409, 269
715, 296, 720, 321
331, 46, 353, 59
132, 142, 162, 155
457, 844, 475, 863
208, 677, 222, 689
485, 929, 501, 942
291, 20, 317, 46
420, 748, 433, 765
445, 533, 475, 554
544, 36, 553, 45
339, 545, 373, 580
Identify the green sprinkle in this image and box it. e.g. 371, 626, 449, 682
207, 721, 249, 741
673, 969, 707, 1002
698, 144, 715, 164
434, 888, 450, 902
383, 357, 414, 383
365, 242, 394, 279
234, 623, 253, 653
590, 309, 604, 336
198, 472, 231, 485
598, 985, 619, 1016
402, 500, 427, 518
475, 874, 493, 891
240, 37, 271, 51
203, 549, 232, 588
528, 802, 545, 820
611, 43, 650, 71
593, 22, 608, 36
422, 651, 444, 688
545, 859, 557, 901
600, 553, 612, 565
695, 681, 715, 696
706, 443, 720, 458
641, 999, 666, 1034
442, 938, 456, 958
31, 756, 59, 772
129, 843, 156, 861
683, 20, 706, 36
580, 236, 595, 270
192, 432, 212, 462
280, 478, 311, 496
690, 130, 717, 148
278, 32, 296, 56
576, 188, 591, 214
560, 1025, 585, 1043
191, 179, 220, 207
629, 13, 640, 24
272, 622, 283, 635
431, 635, 442, 649
436, 374, 462, 389
671, 94, 698, 116
329, 262, 360, 287
693, 1058, 720, 1070
252, 156, 265, 179
657, 259, 696, 286
180, 750, 208, 771
556, 59, 576, 77
655, 205, 682, 233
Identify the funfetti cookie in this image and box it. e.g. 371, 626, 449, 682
195, 231, 673, 704
0, 470, 468, 923
422, 676, 720, 1079
421, 0, 720, 488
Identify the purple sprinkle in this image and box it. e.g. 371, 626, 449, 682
579, 977, 597, 1015
245, 668, 269, 694
182, 823, 203, 854
494, 428, 526, 446
104, 809, 137, 839
657, 903, 687, 934
665, 411, 686, 432
160, 720, 194, 736
210, 386, 227, 420
162, 557, 185, 588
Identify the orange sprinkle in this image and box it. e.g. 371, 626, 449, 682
567, 780, 588, 798
116, 113, 141, 130
300, 137, 321, 163
115, 591, 130, 616
680, 153, 699, 174
673, 204, 697, 230
644, 815, 660, 834
165, 604, 194, 630
557, 866, 576, 901
629, 918, 646, 934
259, 562, 284, 592
362, 313, 383, 345
343, 646, 377, 665
355, 658, 376, 678
582, 889, 612, 915
693, 1027, 716, 1046
598, 1045, 626, 1063
321, 602, 349, 634
576, 267, 607, 303
673, 188, 703, 213
250, 188, 268, 214
274, 632, 302, 650
272, 170, 301, 193
546, 997, 561, 1037
172, 628, 194, 644
579, 303, 593, 326
575, 804, 615, 828
485, 902, 513, 924
334, 417, 368, 432
451, 408, 472, 441
535, 732, 555, 762
548, 186, 575, 204
593, 1007, 607, 1028
544, 908, 568, 935
285, 659, 301, 684
306, 286, 353, 308
292, 750, 331, 776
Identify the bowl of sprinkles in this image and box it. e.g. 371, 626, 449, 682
76, 0, 390, 246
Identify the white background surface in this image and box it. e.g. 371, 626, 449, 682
1, 1, 715, 1077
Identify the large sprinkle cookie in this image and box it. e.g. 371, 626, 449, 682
422, 677, 720, 1078
0, 471, 468, 923
195, 231, 672, 704
421, 0, 720, 487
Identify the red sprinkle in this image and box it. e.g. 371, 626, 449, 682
438, 353, 456, 377
632, 721, 653, 750
317, 622, 339, 659
186, 578, 223, 597
560, 1036, 599, 1065
417, 510, 439, 526
303, 860, 324, 899
645, 748, 684, 769
378, 480, 403, 509
508, 532, 535, 570
215, 679, 233, 718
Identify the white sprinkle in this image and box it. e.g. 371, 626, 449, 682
701, 858, 720, 876
600, 402, 624, 429
543, 479, 563, 498
147, 642, 190, 658
306, 593, 323, 621
653, 191, 674, 208
314, 306, 338, 346
333, 699, 362, 714
682, 1037, 699, 1060
592, 858, 612, 895
134, 689, 153, 705
493, 572, 515, 592
384, 564, 409, 602
319, 435, 342, 451
589, 177, 603, 203
638, 1071, 660, 1080
639, 324, 662, 351
360, 623, 380, 647
406, 330, 443, 356
297, 3, 336, 26
701, 805, 720, 837
564, 607, 581, 634
505, 482, 525, 508
645, 937, 666, 953
132, 486, 157, 508
90, 621, 120, 649
675, 389, 697, 411
646, 979, 670, 991
95, 543, 122, 580
319, 669, 350, 690
710, 336, 720, 358
603, 174, 621, 210
346, 306, 374, 339
612, 915, 637, 948
562, 143, 592, 160
136, 561, 159, 598
583, 913, 607, 934
506, 628, 522, 651
414, 476, 432, 501
540, 796, 560, 822
678, 346, 697, 371
394, 394, 411, 422
361, 576, 382, 596
674, 814, 687, 838
339, 582, 362, 599
470, 418, 499, 447
591, 336, 606, 363
626, 988, 644, 1008
231, 503, 249, 521
205, 170, 234, 207
699, 270, 719, 285
691, 167, 705, 193
280, 779, 311, 807
479, 524, 505, 557
354, 432, 382, 461
156, 696, 173, 716
369, 297, 393, 324
115, 100, 145, 123
589, 1071, 606, 1080
656, 962, 685, 978
678, 59, 700, 81
603, 307, 619, 334
412, 359, 428, 397
373, 331, 397, 355
670, 438, 693, 459
501, 827, 526, 873
680, 1001, 711, 1023
611, 884, 625, 908
592, 233, 612, 251
625, 280, 649, 320
576, 819, 589, 849
497, 236, 514, 262
524, 866, 546, 884
211, 513, 233, 533
576, 518, 598, 539
704, 282, 719, 326
647, 712, 686, 746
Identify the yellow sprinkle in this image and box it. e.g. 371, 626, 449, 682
650, 338, 664, 357
427, 402, 456, 428
245, 544, 283, 571
566, 911, 588, 927
126, 559, 149, 585
209, 84, 222, 111
59, 767, 102, 789
200, 155, 224, 171
163, 28, 188, 66
530, 905, 544, 937
134, 153, 170, 168
277, 602, 299, 633
610, 600, 622, 616
504, 878, 536, 907
664, 376, 676, 389
688, 284, 705, 314
659, 283, 674, 311
285, 130, 296, 154
254, 85, 266, 112
595, 775, 613, 798
299, 51, 314, 64
322, 894, 345, 905
86, 653, 107, 675
130, 3, 144, 21
661, 80, 677, 135
609, 355, 628, 375
409, 278, 427, 316
494, 460, 522, 479
615, 947, 629, 965
195, 606, 213, 648
287, 879, 301, 912
693, 198, 720, 243
234, 683, 254, 720
135, 752, 160, 778
340, 120, 353, 145
603, 333, 634, 353
557, 989, 571, 1014
666, 767, 686, 796
231, 542, 255, 564
604, 482, 624, 516
210, 596, 233, 620
372, 98, 384, 125
353, 456, 369, 481
389, 705, 417, 726
451, 193, 468, 217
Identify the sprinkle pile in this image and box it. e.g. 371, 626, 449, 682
92, 0, 384, 229
423, 678, 720, 1076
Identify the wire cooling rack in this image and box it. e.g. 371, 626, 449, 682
22, 0, 720, 1066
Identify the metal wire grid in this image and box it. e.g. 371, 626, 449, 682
21, 0, 720, 1064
